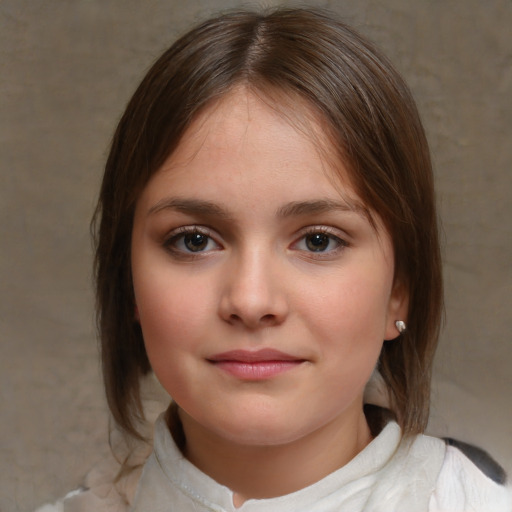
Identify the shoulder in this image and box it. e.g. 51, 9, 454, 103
33, 376, 164, 512
443, 438, 508, 485
34, 502, 63, 512
32, 431, 150, 512
429, 438, 512, 512
33, 488, 84, 512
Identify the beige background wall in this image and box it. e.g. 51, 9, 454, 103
1, 1, 511, 511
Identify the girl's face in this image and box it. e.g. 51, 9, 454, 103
131, 89, 407, 448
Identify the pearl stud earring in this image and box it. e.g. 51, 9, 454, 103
395, 320, 407, 334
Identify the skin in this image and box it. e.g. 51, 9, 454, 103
131, 88, 407, 506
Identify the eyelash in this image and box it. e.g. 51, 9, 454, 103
293, 227, 348, 256
163, 226, 221, 257
162, 225, 349, 258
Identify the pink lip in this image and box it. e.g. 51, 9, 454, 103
207, 349, 306, 380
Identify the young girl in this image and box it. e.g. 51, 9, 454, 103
39, 7, 511, 512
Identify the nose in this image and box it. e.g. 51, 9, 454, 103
218, 248, 289, 329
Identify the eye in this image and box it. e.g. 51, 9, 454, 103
304, 232, 333, 252
164, 227, 220, 254
292, 228, 347, 254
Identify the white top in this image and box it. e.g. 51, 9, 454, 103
37, 413, 512, 512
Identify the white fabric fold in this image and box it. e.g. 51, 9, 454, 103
132, 414, 446, 512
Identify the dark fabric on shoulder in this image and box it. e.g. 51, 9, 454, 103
444, 437, 508, 485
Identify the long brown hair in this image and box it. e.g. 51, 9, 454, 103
93, 7, 442, 439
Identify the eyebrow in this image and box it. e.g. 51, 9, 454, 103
276, 199, 367, 218
147, 197, 367, 220
147, 198, 233, 219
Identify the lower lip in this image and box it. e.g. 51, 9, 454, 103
210, 360, 303, 380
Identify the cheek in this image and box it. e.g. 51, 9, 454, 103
299, 273, 392, 340
134, 280, 204, 397
296, 269, 392, 383
133, 268, 203, 353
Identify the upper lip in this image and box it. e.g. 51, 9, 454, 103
207, 349, 304, 363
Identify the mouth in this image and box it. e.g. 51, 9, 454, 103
207, 349, 307, 380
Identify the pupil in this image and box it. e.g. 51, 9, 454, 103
184, 233, 208, 251
306, 233, 329, 251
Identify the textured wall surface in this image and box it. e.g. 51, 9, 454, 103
1, 1, 511, 510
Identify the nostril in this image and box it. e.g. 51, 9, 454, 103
256, 314, 283, 329
227, 312, 277, 328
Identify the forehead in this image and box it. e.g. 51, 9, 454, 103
149, 87, 359, 201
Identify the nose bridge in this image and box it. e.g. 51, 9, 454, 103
219, 242, 287, 328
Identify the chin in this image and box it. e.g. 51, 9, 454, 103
208, 410, 312, 447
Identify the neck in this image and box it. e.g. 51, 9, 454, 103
173, 404, 372, 507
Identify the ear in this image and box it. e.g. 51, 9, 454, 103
384, 280, 409, 340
